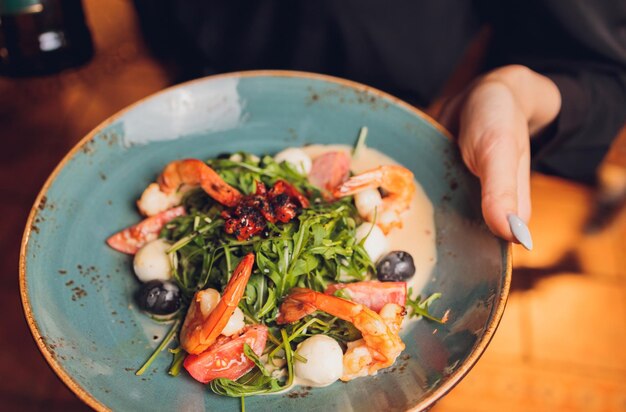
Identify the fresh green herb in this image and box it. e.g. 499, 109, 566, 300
168, 346, 186, 376
164, 198, 371, 324
242, 343, 271, 377
352, 126, 368, 157
135, 318, 181, 376
405, 288, 447, 323
283, 314, 361, 346
209, 329, 296, 396
134, 148, 443, 398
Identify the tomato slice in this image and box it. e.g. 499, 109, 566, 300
183, 324, 268, 384
106, 206, 185, 254
325, 281, 407, 312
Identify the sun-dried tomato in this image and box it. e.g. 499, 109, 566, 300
222, 180, 309, 241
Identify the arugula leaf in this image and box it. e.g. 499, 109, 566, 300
243, 343, 271, 377
406, 288, 447, 323
352, 126, 368, 157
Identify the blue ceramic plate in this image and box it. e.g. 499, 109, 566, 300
20, 71, 511, 411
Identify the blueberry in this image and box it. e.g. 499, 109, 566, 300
376, 251, 416, 282
135, 280, 181, 315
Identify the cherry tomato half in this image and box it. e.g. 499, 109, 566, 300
183, 324, 268, 384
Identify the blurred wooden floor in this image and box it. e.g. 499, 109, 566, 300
1, 1, 625, 411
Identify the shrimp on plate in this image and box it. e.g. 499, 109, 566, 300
106, 206, 186, 254
136, 183, 184, 217
137, 158, 242, 216
180, 253, 255, 355
116, 159, 245, 253
158, 159, 242, 206
333, 165, 415, 234
277, 288, 405, 381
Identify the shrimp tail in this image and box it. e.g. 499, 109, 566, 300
181, 253, 255, 354
333, 165, 416, 234
333, 169, 384, 197
278, 288, 365, 325
106, 206, 186, 254
276, 288, 318, 324
158, 159, 242, 207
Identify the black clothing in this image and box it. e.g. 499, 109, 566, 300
481, 0, 626, 182
135, 0, 626, 183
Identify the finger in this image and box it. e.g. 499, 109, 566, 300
456, 80, 533, 245
472, 132, 520, 242
517, 149, 532, 223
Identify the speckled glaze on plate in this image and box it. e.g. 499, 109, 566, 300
20, 71, 511, 412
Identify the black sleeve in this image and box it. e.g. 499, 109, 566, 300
480, 0, 626, 184
536, 69, 626, 183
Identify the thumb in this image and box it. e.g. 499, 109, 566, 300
470, 131, 522, 241
457, 83, 533, 248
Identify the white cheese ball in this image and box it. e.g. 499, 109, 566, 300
133, 239, 174, 282
355, 222, 389, 263
274, 148, 312, 175
221, 307, 245, 336
294, 335, 343, 387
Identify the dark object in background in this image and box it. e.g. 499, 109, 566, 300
134, 0, 625, 185
0, 0, 93, 76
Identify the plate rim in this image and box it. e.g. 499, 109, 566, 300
18, 69, 512, 412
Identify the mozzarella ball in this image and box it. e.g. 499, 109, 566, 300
274, 148, 312, 175
133, 239, 174, 282
221, 307, 245, 336
355, 222, 389, 263
294, 335, 343, 387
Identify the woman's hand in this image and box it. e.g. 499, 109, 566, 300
438, 65, 561, 249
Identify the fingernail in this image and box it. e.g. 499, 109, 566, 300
507, 214, 533, 251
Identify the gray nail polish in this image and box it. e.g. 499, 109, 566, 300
507, 214, 533, 251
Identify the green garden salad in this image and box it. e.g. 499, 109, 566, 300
106, 131, 445, 405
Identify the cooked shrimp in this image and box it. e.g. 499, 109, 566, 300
277, 288, 405, 381
180, 253, 255, 355
137, 183, 185, 216
158, 158, 242, 207
106, 206, 186, 254
341, 303, 404, 380
333, 165, 415, 233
